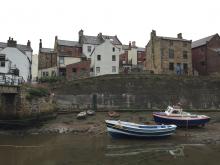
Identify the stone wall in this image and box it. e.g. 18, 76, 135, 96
53, 74, 220, 111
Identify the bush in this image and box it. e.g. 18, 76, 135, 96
38, 76, 64, 83
26, 87, 49, 100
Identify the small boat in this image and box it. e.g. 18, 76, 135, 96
86, 110, 95, 116
105, 120, 177, 138
108, 111, 120, 118
76, 111, 87, 119
153, 106, 210, 127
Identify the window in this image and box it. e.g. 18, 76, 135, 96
87, 46, 91, 52
169, 62, 174, 71
170, 41, 173, 46
183, 51, 188, 59
112, 66, 116, 72
183, 42, 187, 47
160, 48, 164, 58
200, 61, 206, 66
96, 67, 100, 73
183, 63, 188, 74
112, 55, 116, 61
59, 57, 64, 64
46, 72, 49, 76
72, 68, 77, 73
0, 54, 5, 67
97, 55, 101, 61
169, 49, 174, 59
112, 47, 115, 52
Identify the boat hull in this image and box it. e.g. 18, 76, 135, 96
153, 113, 210, 127
106, 120, 176, 138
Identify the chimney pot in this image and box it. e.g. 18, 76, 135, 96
177, 33, 182, 39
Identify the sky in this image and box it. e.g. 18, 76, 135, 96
0, 0, 220, 54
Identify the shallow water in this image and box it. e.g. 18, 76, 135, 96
0, 134, 219, 165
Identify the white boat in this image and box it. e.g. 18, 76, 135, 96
105, 120, 177, 138
76, 111, 87, 119
86, 110, 95, 116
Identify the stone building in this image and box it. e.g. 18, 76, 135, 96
192, 34, 220, 75
145, 30, 192, 75
38, 39, 57, 78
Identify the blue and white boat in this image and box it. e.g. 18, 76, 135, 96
153, 106, 210, 127
105, 120, 177, 138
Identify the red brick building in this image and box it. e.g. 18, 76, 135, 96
192, 34, 220, 75
66, 59, 91, 80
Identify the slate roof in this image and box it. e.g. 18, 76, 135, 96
57, 39, 81, 47
81, 35, 101, 45
192, 34, 216, 48
81, 35, 122, 45
137, 47, 145, 52
122, 45, 130, 50
0, 42, 32, 52
40, 48, 54, 53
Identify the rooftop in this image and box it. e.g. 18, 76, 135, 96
192, 34, 216, 48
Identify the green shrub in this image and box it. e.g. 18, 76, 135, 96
38, 76, 64, 83
26, 87, 49, 100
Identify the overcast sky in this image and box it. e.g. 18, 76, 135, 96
0, 0, 219, 53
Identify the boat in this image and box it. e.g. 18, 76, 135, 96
86, 110, 95, 116
76, 111, 87, 119
105, 120, 177, 138
108, 111, 120, 118
153, 106, 210, 127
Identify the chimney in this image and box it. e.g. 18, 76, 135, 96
55, 36, 58, 41
177, 33, 182, 39
151, 30, 156, 38
132, 41, 136, 47
78, 29, 84, 43
27, 40, 31, 47
98, 32, 103, 38
129, 41, 131, 49
39, 39, 42, 49
7, 37, 17, 47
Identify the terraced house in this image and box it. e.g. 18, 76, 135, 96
192, 34, 220, 75
145, 30, 192, 75
38, 29, 123, 80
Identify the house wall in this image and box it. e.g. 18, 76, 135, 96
58, 57, 81, 68
128, 48, 137, 65
82, 44, 96, 58
146, 36, 192, 75
0, 47, 31, 81
91, 40, 120, 76
192, 34, 220, 75
57, 45, 82, 58
66, 60, 91, 80
31, 54, 38, 81
38, 66, 58, 78
38, 52, 57, 70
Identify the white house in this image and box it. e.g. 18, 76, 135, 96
90, 39, 121, 76
31, 54, 38, 82
0, 37, 32, 82
78, 30, 123, 76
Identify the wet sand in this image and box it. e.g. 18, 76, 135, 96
1, 111, 220, 144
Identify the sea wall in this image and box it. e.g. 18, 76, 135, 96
53, 74, 220, 111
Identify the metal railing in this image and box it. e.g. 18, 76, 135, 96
0, 73, 23, 86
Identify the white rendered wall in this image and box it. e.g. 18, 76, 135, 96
0, 47, 31, 81
91, 40, 120, 76
59, 57, 81, 67
31, 54, 38, 81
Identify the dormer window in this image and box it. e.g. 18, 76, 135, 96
112, 47, 115, 52
0, 54, 5, 67
97, 55, 101, 61
87, 46, 92, 52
